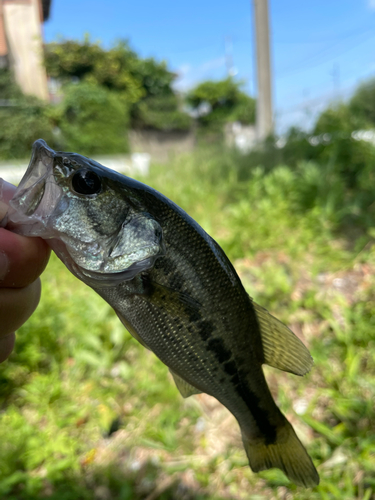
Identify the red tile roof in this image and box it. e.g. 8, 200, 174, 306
0, 1, 8, 57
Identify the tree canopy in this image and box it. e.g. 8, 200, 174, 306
186, 78, 256, 129
44, 38, 191, 133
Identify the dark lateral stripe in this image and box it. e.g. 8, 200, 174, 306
235, 370, 277, 444
206, 337, 232, 364
197, 319, 215, 341
204, 334, 277, 444
223, 360, 237, 376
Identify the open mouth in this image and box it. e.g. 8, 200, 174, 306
6, 140, 63, 236
9, 140, 63, 221
11, 139, 55, 216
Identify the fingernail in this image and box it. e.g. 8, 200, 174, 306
0, 251, 9, 281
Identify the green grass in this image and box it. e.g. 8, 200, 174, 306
1, 147, 375, 499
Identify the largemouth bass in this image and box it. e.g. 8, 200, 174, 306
2, 140, 319, 487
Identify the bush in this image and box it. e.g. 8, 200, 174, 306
349, 78, 375, 126
0, 70, 54, 159
132, 94, 192, 131
54, 82, 129, 155
186, 78, 256, 139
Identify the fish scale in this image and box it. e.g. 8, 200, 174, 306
2, 139, 320, 488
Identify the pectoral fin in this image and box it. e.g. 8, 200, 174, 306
169, 370, 202, 398
115, 310, 150, 349
145, 279, 202, 319
253, 302, 313, 376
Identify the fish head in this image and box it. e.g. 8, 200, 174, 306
6, 139, 165, 286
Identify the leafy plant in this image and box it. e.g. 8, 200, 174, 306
132, 94, 192, 131
52, 82, 129, 155
0, 70, 54, 159
186, 78, 255, 136
44, 38, 191, 133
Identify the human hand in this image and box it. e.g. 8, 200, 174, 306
0, 180, 50, 362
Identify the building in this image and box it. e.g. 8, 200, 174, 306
0, 0, 51, 100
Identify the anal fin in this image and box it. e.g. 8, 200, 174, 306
169, 370, 202, 398
253, 302, 313, 376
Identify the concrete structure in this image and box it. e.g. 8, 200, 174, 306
0, 0, 50, 100
129, 129, 196, 163
225, 122, 256, 154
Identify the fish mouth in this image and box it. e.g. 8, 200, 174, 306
8, 139, 63, 235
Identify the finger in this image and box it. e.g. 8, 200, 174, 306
0, 180, 15, 227
0, 179, 16, 205
0, 229, 50, 288
0, 279, 41, 336
0, 333, 15, 363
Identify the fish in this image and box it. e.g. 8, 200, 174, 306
1, 139, 319, 487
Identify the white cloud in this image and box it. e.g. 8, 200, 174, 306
199, 56, 226, 73
177, 64, 191, 76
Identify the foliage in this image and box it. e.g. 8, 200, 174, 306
45, 38, 190, 133
186, 78, 255, 133
45, 38, 144, 104
51, 82, 129, 155
314, 102, 366, 135
131, 94, 192, 131
130, 58, 175, 98
0, 70, 54, 159
349, 78, 375, 126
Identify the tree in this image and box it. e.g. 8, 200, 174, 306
44, 38, 191, 132
186, 78, 255, 130
52, 82, 129, 155
45, 38, 143, 104
312, 103, 374, 187
349, 79, 375, 127
314, 102, 366, 135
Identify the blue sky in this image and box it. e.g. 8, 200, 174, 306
44, 0, 375, 132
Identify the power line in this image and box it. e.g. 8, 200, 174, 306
276, 29, 375, 78
274, 22, 375, 44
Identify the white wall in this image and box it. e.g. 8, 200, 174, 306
3, 0, 48, 100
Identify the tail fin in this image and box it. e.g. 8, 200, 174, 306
242, 421, 319, 488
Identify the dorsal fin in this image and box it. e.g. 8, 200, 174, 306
169, 370, 202, 398
253, 302, 313, 376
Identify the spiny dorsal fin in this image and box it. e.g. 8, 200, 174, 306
169, 369, 202, 398
253, 302, 313, 376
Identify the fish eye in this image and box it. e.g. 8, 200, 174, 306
71, 169, 102, 195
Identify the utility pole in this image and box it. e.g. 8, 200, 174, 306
253, 0, 273, 141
